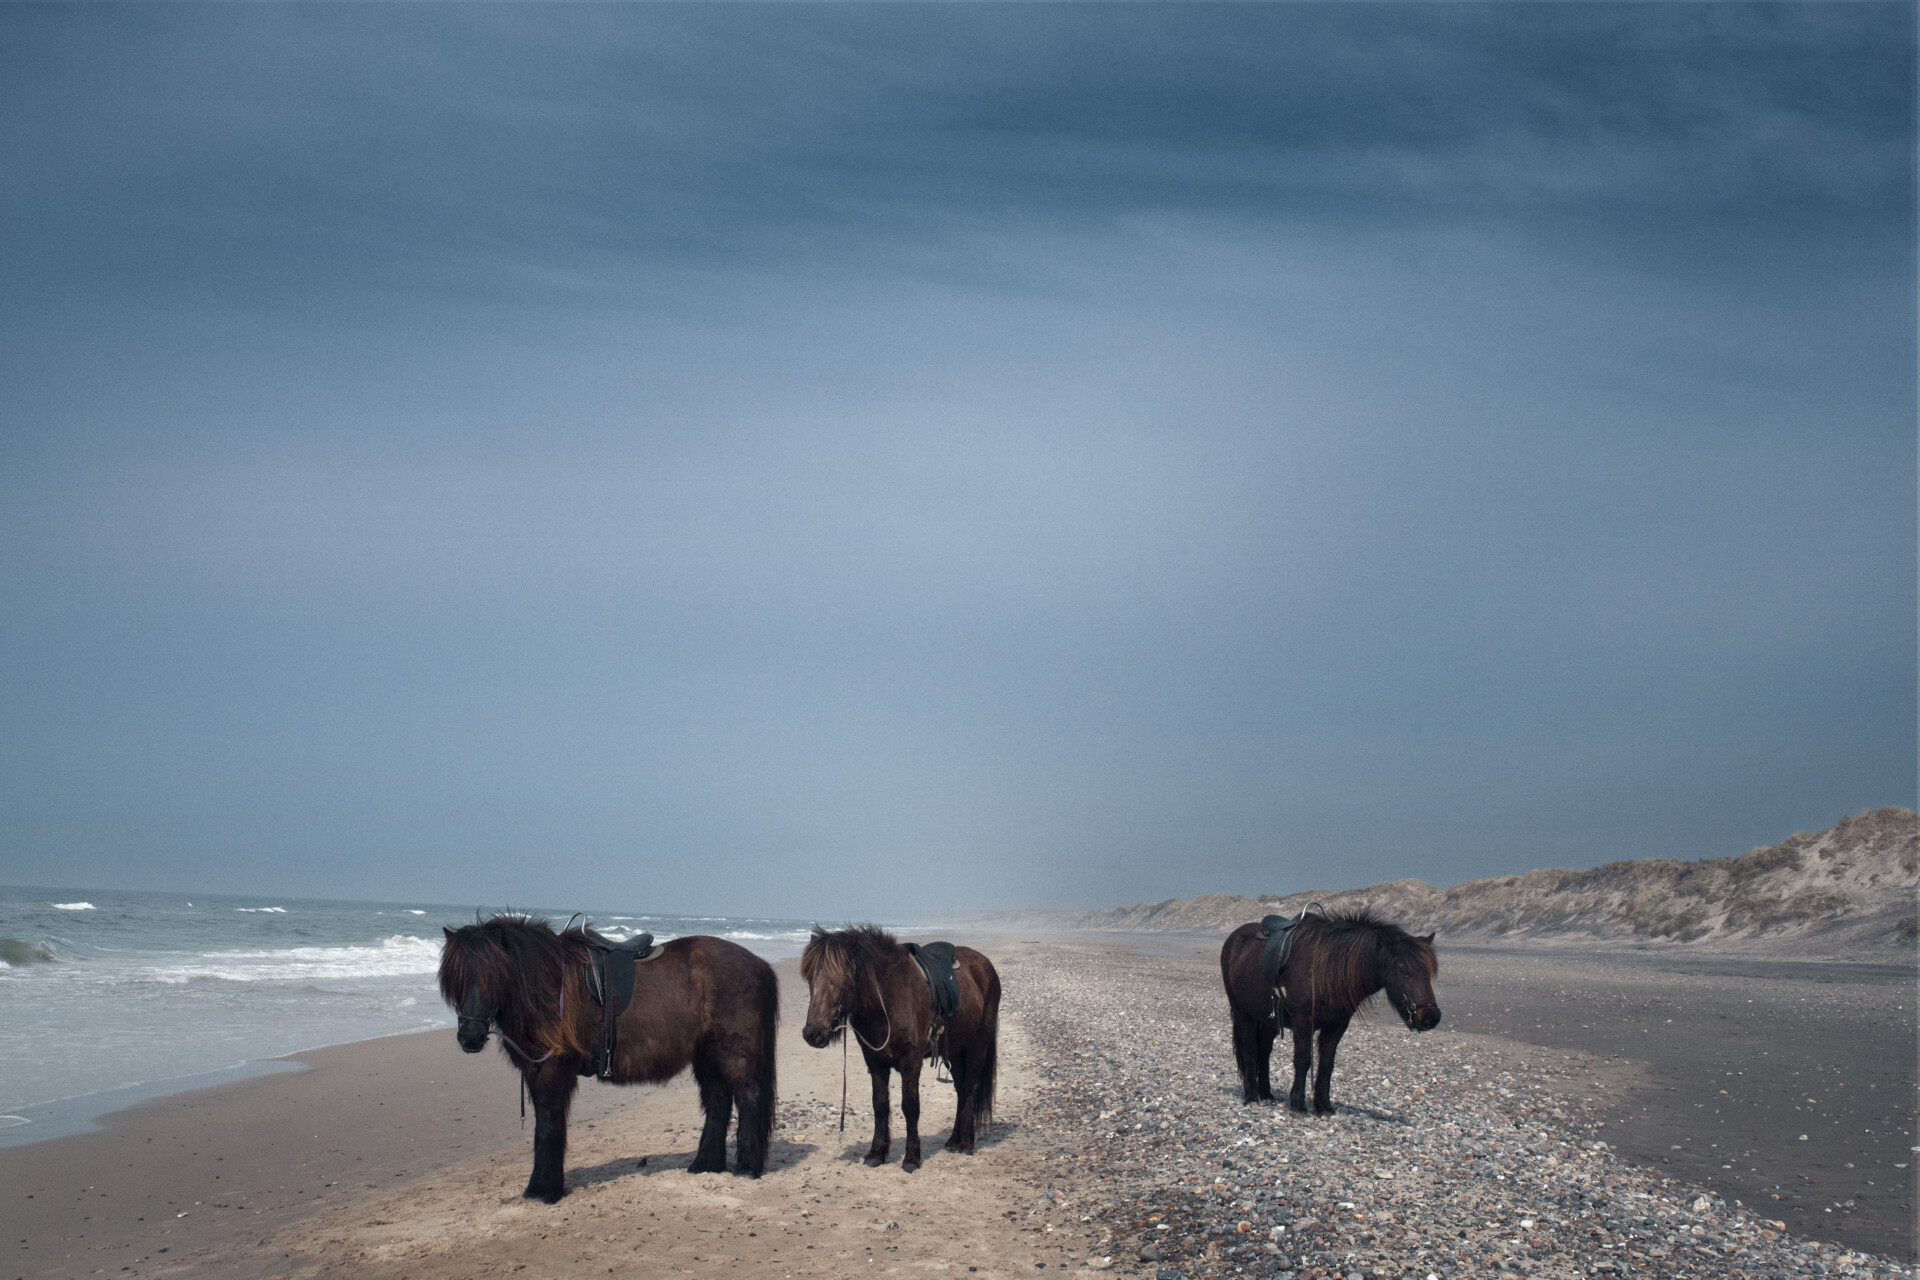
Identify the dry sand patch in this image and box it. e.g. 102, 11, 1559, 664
168, 952, 1099, 1280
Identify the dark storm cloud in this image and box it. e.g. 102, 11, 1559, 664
1, 4, 1908, 311
0, 5, 1912, 916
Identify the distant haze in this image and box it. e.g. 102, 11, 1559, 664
1, 5, 1913, 920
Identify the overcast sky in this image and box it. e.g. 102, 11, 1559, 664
1, 4, 1913, 920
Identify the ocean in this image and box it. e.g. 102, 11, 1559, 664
0, 885, 834, 1147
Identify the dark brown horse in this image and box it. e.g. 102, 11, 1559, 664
1220, 907, 1440, 1114
799, 926, 1000, 1172
438, 915, 777, 1201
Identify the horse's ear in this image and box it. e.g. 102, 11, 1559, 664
443, 925, 456, 940
1418, 933, 1435, 944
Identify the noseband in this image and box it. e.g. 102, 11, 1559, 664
458, 988, 491, 1036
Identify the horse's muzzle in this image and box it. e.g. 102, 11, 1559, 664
1407, 1004, 1442, 1032
801, 1023, 832, 1050
456, 988, 491, 1052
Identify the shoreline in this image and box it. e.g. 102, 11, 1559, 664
0, 1058, 309, 1150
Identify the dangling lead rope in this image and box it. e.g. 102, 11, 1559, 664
837, 969, 893, 1133
500, 975, 567, 1127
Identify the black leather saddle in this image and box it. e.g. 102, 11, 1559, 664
582, 930, 658, 1079
905, 941, 960, 1019
1257, 907, 1319, 990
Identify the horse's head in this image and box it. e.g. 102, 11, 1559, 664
1379, 930, 1442, 1032
800, 926, 881, 1049
799, 928, 849, 1048
440, 924, 499, 1052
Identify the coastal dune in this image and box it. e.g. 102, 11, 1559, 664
1006, 808, 1919, 952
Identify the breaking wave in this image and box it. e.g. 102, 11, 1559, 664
141, 935, 442, 985
0, 938, 59, 967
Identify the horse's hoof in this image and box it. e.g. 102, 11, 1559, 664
863, 1154, 886, 1167
901, 1158, 920, 1173
523, 1185, 565, 1204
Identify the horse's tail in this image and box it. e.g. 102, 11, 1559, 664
974, 971, 1000, 1130
745, 963, 779, 1163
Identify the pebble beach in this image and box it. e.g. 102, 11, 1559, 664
996, 937, 1916, 1280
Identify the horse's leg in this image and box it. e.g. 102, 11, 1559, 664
1312, 1017, 1350, 1116
688, 1056, 733, 1174
524, 1064, 579, 1203
863, 1059, 892, 1167
1286, 1016, 1314, 1113
899, 1054, 924, 1172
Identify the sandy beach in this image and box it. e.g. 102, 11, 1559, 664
4, 935, 1913, 1280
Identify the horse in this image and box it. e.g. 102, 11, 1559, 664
799, 926, 1000, 1172
438, 915, 778, 1202
1219, 907, 1440, 1114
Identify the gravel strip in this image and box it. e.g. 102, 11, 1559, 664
998, 943, 1915, 1280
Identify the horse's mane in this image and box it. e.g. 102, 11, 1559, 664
1293, 907, 1438, 1012
438, 913, 593, 1061
799, 923, 900, 994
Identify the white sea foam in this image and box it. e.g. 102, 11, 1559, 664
142, 935, 443, 985
406, 910, 425, 915
234, 907, 287, 914
51, 903, 94, 911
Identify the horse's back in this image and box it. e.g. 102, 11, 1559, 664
614, 935, 777, 1082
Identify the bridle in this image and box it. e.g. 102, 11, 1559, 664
1398, 996, 1440, 1025
458, 983, 562, 1065
836, 966, 893, 1053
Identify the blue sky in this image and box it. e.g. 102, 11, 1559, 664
1, 4, 1913, 919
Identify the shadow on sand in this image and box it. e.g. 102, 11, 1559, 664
566, 1137, 821, 1189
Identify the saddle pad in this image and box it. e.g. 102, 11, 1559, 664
905, 941, 960, 1019
1258, 914, 1302, 989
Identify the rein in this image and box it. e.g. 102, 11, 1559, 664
495, 977, 564, 1065
837, 967, 893, 1133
